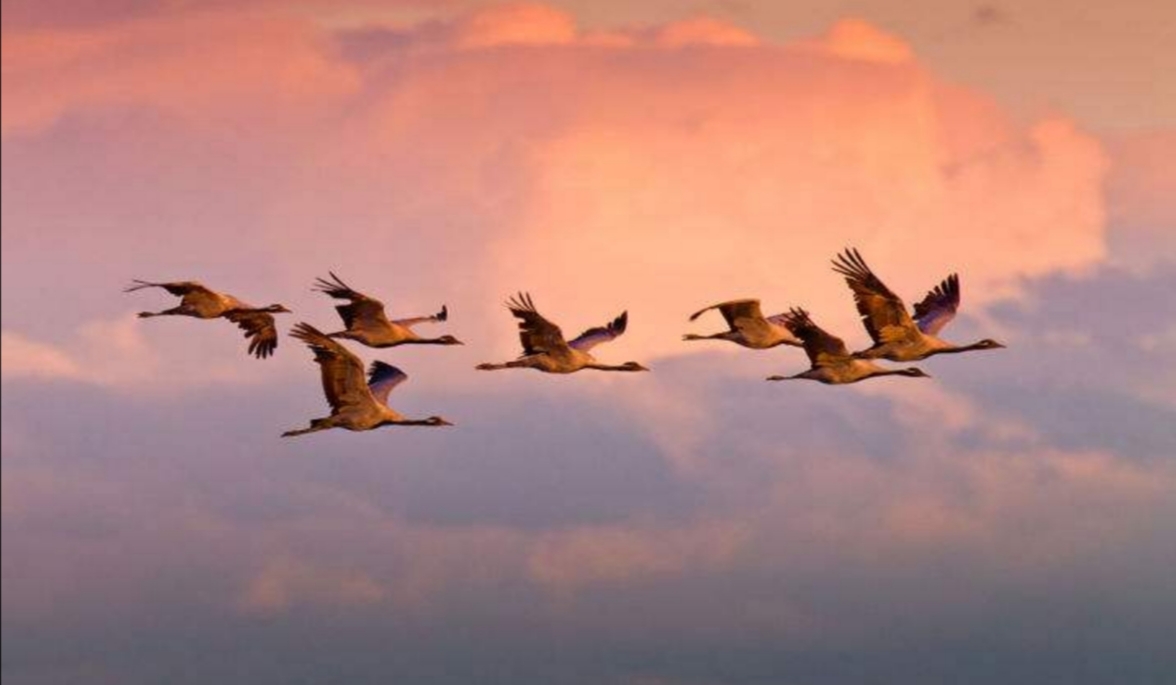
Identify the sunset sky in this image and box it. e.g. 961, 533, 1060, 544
3, 1, 1174, 683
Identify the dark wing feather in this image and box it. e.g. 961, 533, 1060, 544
783, 308, 850, 366
569, 311, 628, 352
831, 248, 918, 344
223, 310, 279, 359
393, 305, 448, 329
367, 361, 408, 407
290, 322, 372, 414
313, 272, 390, 331
506, 292, 569, 357
124, 279, 216, 298
913, 273, 960, 335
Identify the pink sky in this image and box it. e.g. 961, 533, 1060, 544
3, 2, 1174, 684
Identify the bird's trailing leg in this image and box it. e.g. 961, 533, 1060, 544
475, 360, 528, 371
281, 418, 333, 438
138, 306, 189, 318
682, 332, 729, 342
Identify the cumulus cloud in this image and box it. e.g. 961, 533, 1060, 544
527, 521, 749, 591
1, 331, 82, 381
3, 4, 1108, 364
803, 18, 915, 64
653, 16, 760, 47
0, 8, 359, 136
1106, 129, 1176, 269
449, 2, 578, 49
239, 556, 388, 615
1, 314, 278, 391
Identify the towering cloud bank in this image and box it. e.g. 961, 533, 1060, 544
3, 3, 1107, 359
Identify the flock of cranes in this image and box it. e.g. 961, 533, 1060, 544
127, 248, 1004, 436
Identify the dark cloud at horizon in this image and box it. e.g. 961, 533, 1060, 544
5, 263, 1176, 684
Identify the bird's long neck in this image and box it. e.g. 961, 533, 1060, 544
873, 367, 925, 378
414, 337, 452, 345
586, 363, 639, 372
389, 418, 439, 426
928, 341, 984, 356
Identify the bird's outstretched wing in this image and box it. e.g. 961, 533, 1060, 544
763, 312, 793, 328
569, 311, 628, 352
393, 305, 448, 329
124, 279, 216, 298
688, 299, 763, 328
784, 308, 850, 367
912, 273, 960, 335
507, 292, 569, 357
224, 310, 279, 359
313, 272, 391, 332
290, 322, 372, 414
831, 248, 918, 345
367, 361, 408, 407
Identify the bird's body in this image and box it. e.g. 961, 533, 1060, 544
314, 273, 461, 349
767, 308, 928, 385
125, 280, 289, 358
831, 248, 1005, 361
282, 323, 452, 437
477, 293, 649, 374
683, 299, 802, 349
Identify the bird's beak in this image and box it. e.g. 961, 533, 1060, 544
439, 418, 455, 426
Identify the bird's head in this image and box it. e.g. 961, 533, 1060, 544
266, 304, 293, 314
436, 335, 464, 346
901, 367, 932, 378
425, 416, 454, 427
971, 338, 1006, 350
621, 361, 650, 372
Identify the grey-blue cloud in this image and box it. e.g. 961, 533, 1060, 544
5, 264, 1176, 685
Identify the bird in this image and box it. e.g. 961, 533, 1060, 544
476, 292, 649, 374
312, 272, 462, 348
282, 322, 453, 437
683, 298, 802, 349
831, 248, 1005, 361
766, 308, 929, 384
125, 280, 290, 359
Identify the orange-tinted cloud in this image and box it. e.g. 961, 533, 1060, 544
0, 315, 278, 391
238, 556, 388, 615
449, 2, 578, 49
0, 2, 1112, 396
1, 8, 359, 136
1106, 129, 1176, 269
527, 521, 748, 591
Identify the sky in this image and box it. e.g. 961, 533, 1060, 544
2, 1, 1174, 683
